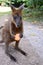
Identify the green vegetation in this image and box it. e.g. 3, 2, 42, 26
0, 0, 43, 22
0, 11, 11, 17
23, 8, 43, 23
0, 0, 43, 11
0, 0, 43, 8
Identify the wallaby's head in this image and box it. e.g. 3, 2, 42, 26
10, 4, 24, 28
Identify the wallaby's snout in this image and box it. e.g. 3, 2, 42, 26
13, 14, 22, 28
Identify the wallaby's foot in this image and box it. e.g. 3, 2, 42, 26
5, 51, 17, 62
15, 47, 27, 56
9, 54, 17, 62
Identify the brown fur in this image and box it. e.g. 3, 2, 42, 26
2, 8, 23, 47
2, 16, 23, 43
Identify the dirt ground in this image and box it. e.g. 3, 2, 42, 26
0, 15, 43, 65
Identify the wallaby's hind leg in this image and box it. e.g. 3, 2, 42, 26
16, 48, 27, 56
15, 41, 19, 49
15, 41, 27, 56
5, 42, 17, 62
2, 29, 17, 62
5, 42, 9, 55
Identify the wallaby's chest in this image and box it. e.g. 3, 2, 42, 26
11, 23, 22, 34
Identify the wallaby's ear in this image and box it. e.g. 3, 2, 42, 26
10, 4, 25, 11
10, 4, 16, 10
19, 4, 25, 10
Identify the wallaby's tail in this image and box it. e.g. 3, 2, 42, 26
0, 40, 4, 43
0, 26, 3, 29
0, 26, 4, 43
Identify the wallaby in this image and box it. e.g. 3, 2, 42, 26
0, 26, 3, 29
0, 4, 27, 62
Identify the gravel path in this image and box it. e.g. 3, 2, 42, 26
24, 21, 43, 60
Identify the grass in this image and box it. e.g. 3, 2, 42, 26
23, 8, 43, 23
0, 11, 11, 17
